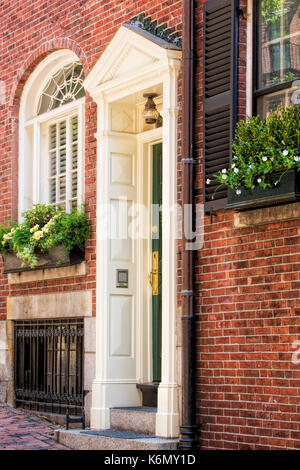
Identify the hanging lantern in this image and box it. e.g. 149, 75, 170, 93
142, 93, 160, 124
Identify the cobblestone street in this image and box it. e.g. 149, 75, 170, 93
0, 405, 68, 450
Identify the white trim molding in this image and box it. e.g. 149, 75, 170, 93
84, 25, 181, 438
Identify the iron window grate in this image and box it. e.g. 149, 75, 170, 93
14, 318, 84, 416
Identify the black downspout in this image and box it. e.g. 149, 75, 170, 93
179, 0, 198, 450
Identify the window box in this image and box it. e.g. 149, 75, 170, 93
227, 168, 300, 210
2, 244, 84, 274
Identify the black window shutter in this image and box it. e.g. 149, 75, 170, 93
203, 0, 238, 212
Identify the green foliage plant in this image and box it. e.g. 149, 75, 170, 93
209, 105, 300, 197
0, 204, 90, 268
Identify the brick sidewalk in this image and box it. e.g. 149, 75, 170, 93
0, 405, 68, 450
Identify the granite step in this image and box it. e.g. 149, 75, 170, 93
110, 406, 156, 435
55, 428, 178, 451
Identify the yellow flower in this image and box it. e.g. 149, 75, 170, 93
30, 224, 39, 233
32, 231, 43, 240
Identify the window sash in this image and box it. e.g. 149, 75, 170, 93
254, 0, 300, 115
47, 114, 79, 211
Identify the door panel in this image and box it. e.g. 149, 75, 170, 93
152, 142, 162, 382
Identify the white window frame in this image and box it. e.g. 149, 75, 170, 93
19, 50, 85, 221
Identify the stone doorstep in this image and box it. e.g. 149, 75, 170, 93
110, 407, 157, 435
55, 429, 178, 451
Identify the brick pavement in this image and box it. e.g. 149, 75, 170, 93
0, 405, 68, 450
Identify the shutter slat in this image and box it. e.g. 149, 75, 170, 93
206, 63, 231, 77
206, 40, 231, 55
207, 2, 231, 23
206, 26, 232, 42
206, 160, 229, 171
206, 30, 231, 46
205, 85, 231, 97
206, 150, 230, 162
205, 50, 231, 66
206, 18, 231, 34
206, 141, 230, 153
203, 0, 238, 210
206, 123, 230, 135
206, 1, 231, 19
206, 45, 231, 60
205, 75, 231, 90
206, 130, 230, 141
205, 56, 232, 72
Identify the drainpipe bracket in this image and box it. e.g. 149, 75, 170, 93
182, 158, 195, 164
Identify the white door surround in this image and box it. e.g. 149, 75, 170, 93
84, 25, 181, 438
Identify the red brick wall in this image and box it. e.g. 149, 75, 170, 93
2, 0, 300, 451
0, 0, 182, 321
195, 0, 300, 450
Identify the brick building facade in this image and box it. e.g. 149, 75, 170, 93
0, 0, 300, 450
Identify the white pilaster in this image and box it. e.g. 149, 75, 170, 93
156, 60, 180, 438
90, 93, 111, 429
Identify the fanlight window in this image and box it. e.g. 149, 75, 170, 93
37, 62, 85, 115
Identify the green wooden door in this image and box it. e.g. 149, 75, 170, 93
152, 143, 162, 382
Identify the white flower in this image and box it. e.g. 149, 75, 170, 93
257, 178, 262, 183
206, 178, 211, 185
222, 168, 227, 173
294, 156, 299, 162
231, 163, 236, 168
262, 156, 268, 162
283, 150, 289, 156
32, 231, 43, 240
222, 174, 227, 180
236, 189, 241, 195
234, 168, 239, 174
282, 140, 285, 145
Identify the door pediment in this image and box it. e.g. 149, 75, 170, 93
105, 44, 159, 83
84, 25, 181, 96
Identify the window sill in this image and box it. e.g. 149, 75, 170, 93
3, 245, 85, 276
7, 260, 87, 285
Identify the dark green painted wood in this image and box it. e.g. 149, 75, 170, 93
152, 142, 162, 382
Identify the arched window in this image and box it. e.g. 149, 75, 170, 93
19, 51, 85, 218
